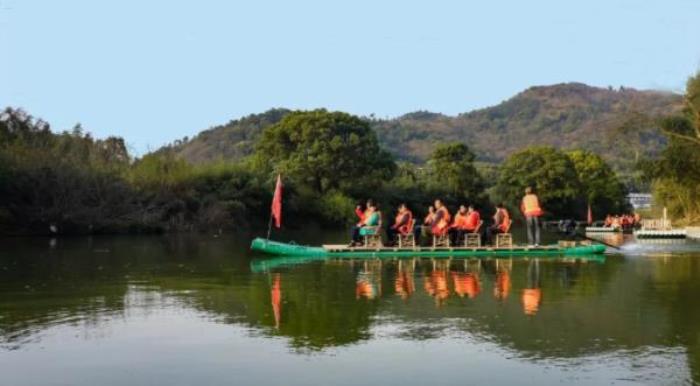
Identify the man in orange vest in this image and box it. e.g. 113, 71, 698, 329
520, 187, 543, 246
449, 205, 480, 245
449, 205, 469, 245
430, 199, 451, 237
386, 203, 413, 246
488, 203, 510, 244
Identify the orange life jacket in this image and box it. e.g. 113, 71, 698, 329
395, 210, 413, 234
452, 212, 469, 230
432, 207, 451, 235
465, 211, 480, 231
499, 209, 511, 232
521, 194, 543, 217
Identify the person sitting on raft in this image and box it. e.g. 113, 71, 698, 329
488, 203, 510, 244
414, 205, 435, 246
633, 212, 642, 229
611, 215, 621, 230
386, 203, 413, 246
449, 205, 478, 245
603, 215, 613, 228
463, 205, 482, 244
350, 202, 381, 247
354, 199, 374, 225
449, 205, 468, 245
430, 199, 452, 240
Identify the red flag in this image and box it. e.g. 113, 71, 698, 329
271, 174, 283, 228
587, 203, 593, 225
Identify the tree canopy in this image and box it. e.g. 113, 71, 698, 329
426, 143, 485, 205
254, 109, 396, 195
495, 146, 581, 218
568, 149, 628, 217
641, 72, 700, 224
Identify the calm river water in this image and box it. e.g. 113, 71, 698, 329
1, 229, 700, 385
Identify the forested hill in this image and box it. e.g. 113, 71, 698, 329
161, 83, 682, 170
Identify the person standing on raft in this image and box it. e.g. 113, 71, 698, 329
520, 187, 543, 247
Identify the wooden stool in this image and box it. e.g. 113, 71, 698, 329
364, 234, 382, 248
398, 233, 415, 248
433, 234, 450, 247
464, 220, 483, 247
465, 233, 481, 247
397, 218, 416, 248
362, 226, 382, 248
495, 233, 512, 248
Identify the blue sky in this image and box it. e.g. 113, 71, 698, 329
1, 0, 699, 154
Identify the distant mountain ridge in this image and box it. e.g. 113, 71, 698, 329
160, 83, 682, 171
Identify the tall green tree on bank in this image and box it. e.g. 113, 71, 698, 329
568, 149, 628, 217
254, 109, 396, 195
426, 143, 486, 206
641, 72, 700, 225
495, 146, 581, 218
641, 83, 700, 223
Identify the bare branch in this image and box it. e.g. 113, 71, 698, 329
660, 126, 700, 146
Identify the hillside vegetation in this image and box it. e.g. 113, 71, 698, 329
163, 83, 682, 174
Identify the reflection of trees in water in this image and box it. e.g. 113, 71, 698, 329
640, 257, 700, 382
0, 245, 130, 349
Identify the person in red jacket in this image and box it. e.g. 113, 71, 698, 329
354, 199, 374, 225
449, 205, 469, 245
488, 203, 511, 244
449, 205, 480, 245
386, 203, 413, 246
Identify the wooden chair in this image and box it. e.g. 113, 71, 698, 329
464, 220, 483, 247
363, 226, 383, 248
432, 227, 450, 247
398, 218, 416, 248
495, 218, 513, 248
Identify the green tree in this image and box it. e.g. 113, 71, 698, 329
254, 110, 395, 195
643, 116, 700, 224
568, 149, 628, 218
426, 143, 485, 205
641, 72, 700, 224
660, 72, 700, 146
495, 146, 580, 218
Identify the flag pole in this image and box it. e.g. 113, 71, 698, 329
266, 213, 273, 240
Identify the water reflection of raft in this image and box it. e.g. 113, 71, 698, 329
250, 237, 606, 258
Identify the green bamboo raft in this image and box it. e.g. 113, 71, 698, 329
250, 237, 607, 258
